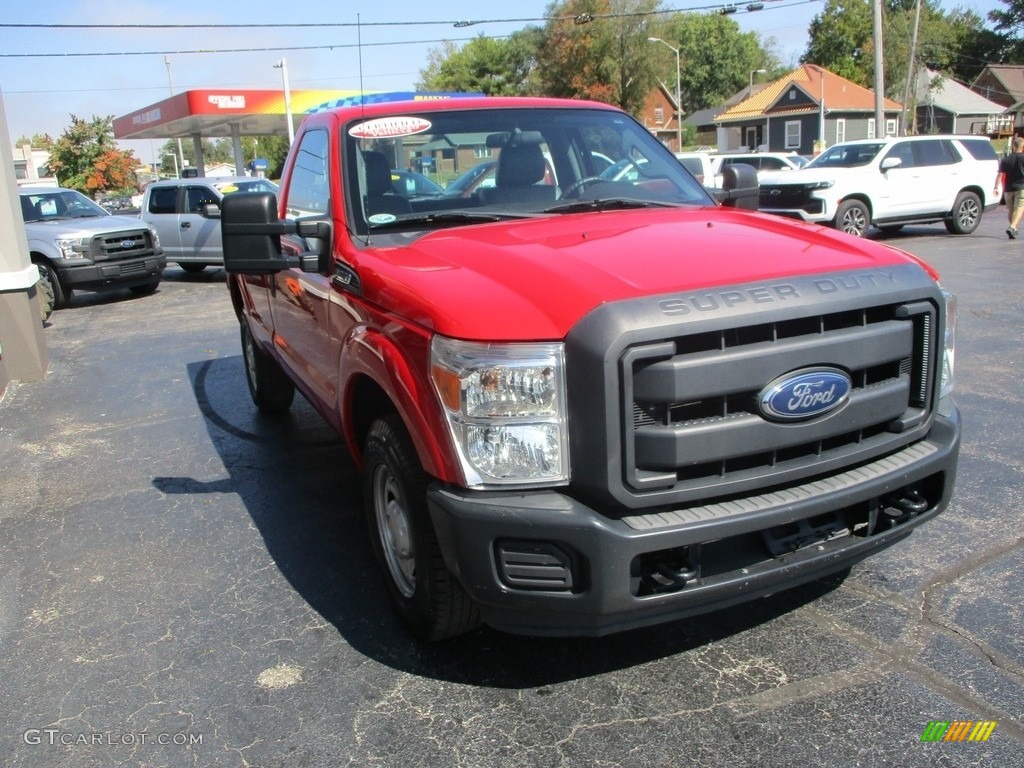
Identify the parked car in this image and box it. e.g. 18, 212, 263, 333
709, 151, 807, 187
674, 151, 716, 188
390, 170, 444, 199
140, 176, 278, 272
758, 135, 1000, 237
442, 161, 499, 198
19, 187, 165, 318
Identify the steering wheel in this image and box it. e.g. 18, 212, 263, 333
562, 176, 604, 198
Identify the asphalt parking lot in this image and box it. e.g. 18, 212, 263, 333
1, 211, 1022, 768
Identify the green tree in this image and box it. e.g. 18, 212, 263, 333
655, 13, 780, 113
418, 29, 543, 95
14, 133, 54, 148
537, 0, 663, 114
47, 115, 139, 195
803, 0, 875, 86
804, 0, 998, 101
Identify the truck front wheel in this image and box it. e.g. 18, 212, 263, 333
34, 259, 67, 313
363, 415, 480, 641
240, 320, 295, 413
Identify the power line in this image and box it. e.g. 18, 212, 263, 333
0, 0, 820, 60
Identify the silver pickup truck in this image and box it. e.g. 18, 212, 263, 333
20, 187, 165, 318
139, 177, 278, 273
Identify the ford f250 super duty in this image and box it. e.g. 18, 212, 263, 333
219, 97, 960, 640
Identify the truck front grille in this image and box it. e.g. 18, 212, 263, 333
623, 302, 934, 495
565, 266, 943, 511
90, 229, 155, 261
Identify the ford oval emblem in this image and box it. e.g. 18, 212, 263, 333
759, 367, 852, 422
120, 239, 136, 249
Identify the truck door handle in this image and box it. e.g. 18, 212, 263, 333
181, 221, 191, 229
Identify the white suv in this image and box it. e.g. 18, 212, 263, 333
757, 136, 1000, 237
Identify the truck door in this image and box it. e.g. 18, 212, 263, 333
268, 128, 340, 407
179, 185, 222, 262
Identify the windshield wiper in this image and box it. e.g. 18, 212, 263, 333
368, 210, 538, 229
544, 198, 678, 214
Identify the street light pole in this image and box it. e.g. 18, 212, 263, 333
647, 38, 682, 152
162, 153, 179, 178
808, 65, 826, 152
164, 56, 186, 174
273, 59, 295, 145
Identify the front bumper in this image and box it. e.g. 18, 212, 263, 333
57, 255, 166, 290
427, 409, 959, 637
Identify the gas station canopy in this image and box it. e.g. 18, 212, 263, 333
113, 89, 476, 141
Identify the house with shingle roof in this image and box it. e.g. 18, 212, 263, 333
714, 64, 902, 155
915, 69, 1011, 136
969, 64, 1024, 108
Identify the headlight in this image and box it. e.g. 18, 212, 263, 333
430, 337, 569, 488
940, 288, 956, 399
54, 237, 89, 259
149, 228, 161, 250
805, 180, 834, 190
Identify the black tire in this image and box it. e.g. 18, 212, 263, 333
180, 263, 208, 274
834, 199, 870, 237
240, 320, 295, 413
129, 280, 160, 296
34, 260, 67, 312
34, 267, 55, 321
945, 191, 982, 234
363, 415, 480, 641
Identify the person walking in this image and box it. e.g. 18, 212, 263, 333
995, 135, 1024, 239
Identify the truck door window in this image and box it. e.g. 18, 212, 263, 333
285, 129, 330, 217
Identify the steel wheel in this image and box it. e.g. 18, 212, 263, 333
363, 415, 480, 640
372, 459, 416, 598
240, 319, 295, 413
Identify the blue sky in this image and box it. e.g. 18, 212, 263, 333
0, 0, 1003, 165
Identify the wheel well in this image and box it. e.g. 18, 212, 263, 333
29, 251, 53, 267
837, 195, 872, 216
349, 375, 400, 461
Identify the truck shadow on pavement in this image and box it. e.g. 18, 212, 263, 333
154, 356, 847, 689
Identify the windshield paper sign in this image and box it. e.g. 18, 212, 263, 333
349, 117, 432, 139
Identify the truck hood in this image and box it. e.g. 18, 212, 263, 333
362, 207, 918, 340
23, 214, 151, 238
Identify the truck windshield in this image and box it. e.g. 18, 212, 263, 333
343, 106, 713, 234
806, 143, 886, 168
20, 189, 110, 222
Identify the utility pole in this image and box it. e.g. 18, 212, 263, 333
901, 0, 923, 136
873, 0, 886, 135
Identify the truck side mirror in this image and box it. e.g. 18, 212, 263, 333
716, 163, 759, 211
222, 192, 331, 274
221, 192, 288, 273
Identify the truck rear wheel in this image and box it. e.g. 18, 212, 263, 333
363, 415, 480, 641
240, 320, 295, 413
945, 191, 981, 234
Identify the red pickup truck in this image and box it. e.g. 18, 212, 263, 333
220, 97, 960, 640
